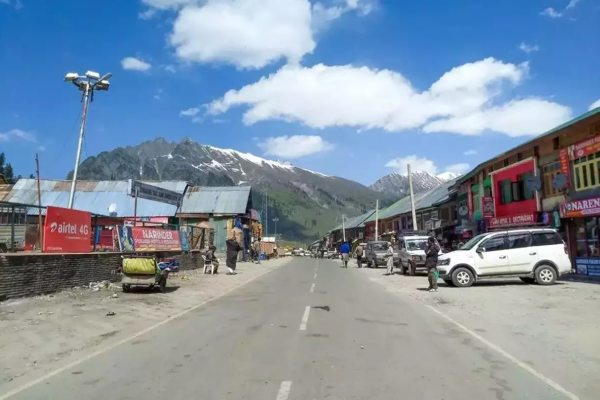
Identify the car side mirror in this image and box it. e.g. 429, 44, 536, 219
476, 247, 485, 253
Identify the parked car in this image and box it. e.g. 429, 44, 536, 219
364, 241, 399, 268
436, 228, 571, 287
398, 234, 442, 275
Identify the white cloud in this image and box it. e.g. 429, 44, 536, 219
180, 107, 201, 117
540, 7, 563, 18
589, 98, 600, 110
144, 0, 372, 69
0, 128, 36, 143
566, 0, 581, 10
258, 135, 332, 159
463, 149, 478, 156
169, 0, 315, 69
386, 155, 438, 175
444, 163, 470, 175
163, 65, 177, 73
206, 58, 571, 137
121, 57, 152, 71
385, 155, 469, 178
312, 0, 375, 31
423, 98, 572, 137
519, 42, 540, 53
37, 145, 46, 152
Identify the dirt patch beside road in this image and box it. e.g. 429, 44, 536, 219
0, 258, 290, 394
365, 267, 600, 399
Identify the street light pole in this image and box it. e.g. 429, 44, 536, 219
68, 83, 91, 209
64, 70, 111, 209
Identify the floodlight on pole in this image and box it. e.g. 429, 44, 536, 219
64, 70, 112, 208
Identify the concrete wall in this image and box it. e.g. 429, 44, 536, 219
0, 250, 205, 301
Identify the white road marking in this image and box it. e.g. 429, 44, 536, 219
309, 282, 316, 293
299, 306, 311, 331
0, 266, 282, 400
313, 272, 317, 280
426, 305, 580, 400
276, 380, 292, 400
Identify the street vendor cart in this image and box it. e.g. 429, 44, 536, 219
120, 256, 170, 293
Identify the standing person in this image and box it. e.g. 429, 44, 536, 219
339, 241, 350, 268
226, 237, 242, 275
355, 243, 364, 268
425, 236, 440, 292
252, 237, 262, 264
385, 240, 395, 276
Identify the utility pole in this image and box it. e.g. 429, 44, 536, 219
273, 217, 279, 246
64, 71, 112, 209
342, 214, 346, 242
408, 163, 418, 231
35, 153, 43, 250
375, 200, 379, 240
265, 192, 268, 237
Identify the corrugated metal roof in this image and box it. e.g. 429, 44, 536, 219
179, 186, 251, 215
330, 209, 375, 232
364, 179, 456, 223
3, 179, 187, 217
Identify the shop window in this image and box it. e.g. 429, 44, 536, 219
573, 151, 600, 191
542, 162, 561, 197
586, 217, 599, 256
500, 180, 512, 204
511, 181, 522, 201
519, 172, 535, 200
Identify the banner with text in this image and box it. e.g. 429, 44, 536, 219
488, 213, 537, 229
131, 227, 182, 251
43, 206, 91, 253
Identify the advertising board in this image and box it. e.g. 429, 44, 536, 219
43, 206, 91, 253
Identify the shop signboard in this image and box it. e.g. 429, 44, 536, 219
128, 180, 182, 206
488, 213, 537, 229
131, 227, 181, 251
575, 258, 600, 277
560, 196, 600, 218
558, 148, 571, 187
570, 135, 600, 159
43, 206, 91, 253
482, 197, 494, 218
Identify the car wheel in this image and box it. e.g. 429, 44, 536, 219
443, 279, 454, 287
408, 262, 416, 276
535, 265, 556, 285
520, 277, 535, 284
451, 267, 474, 287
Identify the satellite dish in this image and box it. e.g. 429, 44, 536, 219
108, 203, 118, 217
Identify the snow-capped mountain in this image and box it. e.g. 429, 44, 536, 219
74, 138, 386, 240
369, 171, 444, 198
437, 171, 462, 182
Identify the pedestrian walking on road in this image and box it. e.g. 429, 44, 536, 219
425, 237, 440, 292
355, 243, 364, 268
226, 237, 242, 275
385, 240, 395, 276
339, 241, 350, 268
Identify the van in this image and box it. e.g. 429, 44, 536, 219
436, 228, 571, 287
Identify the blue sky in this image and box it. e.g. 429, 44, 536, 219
1, 0, 598, 185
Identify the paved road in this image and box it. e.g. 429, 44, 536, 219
6, 258, 580, 400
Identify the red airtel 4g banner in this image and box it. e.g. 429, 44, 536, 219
43, 206, 91, 253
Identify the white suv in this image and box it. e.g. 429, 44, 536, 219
436, 228, 571, 287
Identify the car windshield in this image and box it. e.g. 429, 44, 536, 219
460, 234, 487, 250
406, 239, 427, 251
371, 242, 389, 251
